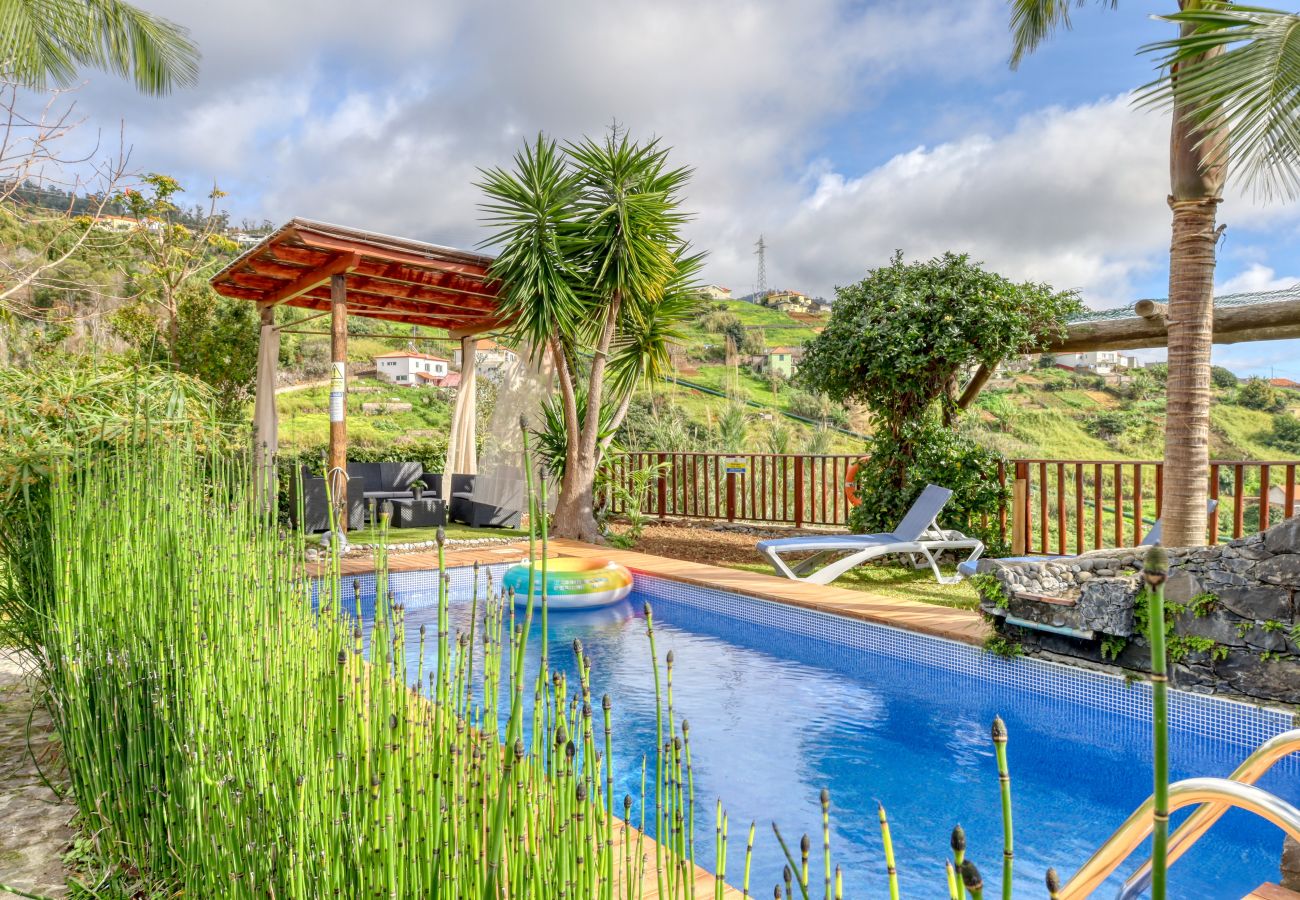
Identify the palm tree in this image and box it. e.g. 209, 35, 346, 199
1009, 1, 1300, 547
479, 132, 701, 541
1, 0, 198, 95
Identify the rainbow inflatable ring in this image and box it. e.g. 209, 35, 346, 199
502, 558, 634, 611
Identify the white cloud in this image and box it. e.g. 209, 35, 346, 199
758, 95, 1300, 307
56, 0, 1300, 315
1217, 264, 1300, 296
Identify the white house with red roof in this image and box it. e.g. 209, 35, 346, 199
373, 351, 450, 386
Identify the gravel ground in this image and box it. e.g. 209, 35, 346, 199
0, 652, 71, 899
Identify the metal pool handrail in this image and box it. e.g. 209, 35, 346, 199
1113, 728, 1300, 899
1052, 730, 1300, 900
1058, 778, 1300, 898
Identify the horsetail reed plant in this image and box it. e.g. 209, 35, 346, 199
820, 789, 831, 900
992, 716, 1014, 900
878, 803, 900, 900
771, 824, 809, 900
744, 820, 756, 898
17, 424, 1067, 899
961, 859, 985, 900
1143, 543, 1172, 900
26, 442, 715, 898
951, 825, 967, 900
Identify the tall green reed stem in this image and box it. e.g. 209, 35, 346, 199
1144, 544, 1171, 900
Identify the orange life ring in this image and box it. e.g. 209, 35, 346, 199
844, 458, 868, 507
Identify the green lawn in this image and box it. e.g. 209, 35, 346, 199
723, 561, 980, 610
277, 378, 453, 453
338, 522, 526, 546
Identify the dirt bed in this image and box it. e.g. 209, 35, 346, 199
617, 523, 800, 566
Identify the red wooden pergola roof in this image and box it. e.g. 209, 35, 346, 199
210, 218, 503, 332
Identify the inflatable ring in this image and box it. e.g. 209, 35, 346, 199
502, 558, 633, 611
845, 457, 868, 507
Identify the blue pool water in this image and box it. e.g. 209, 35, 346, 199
339, 568, 1299, 899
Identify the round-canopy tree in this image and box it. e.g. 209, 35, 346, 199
798, 251, 1079, 543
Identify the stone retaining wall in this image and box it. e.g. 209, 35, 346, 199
974, 516, 1300, 705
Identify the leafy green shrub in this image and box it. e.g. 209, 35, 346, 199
1237, 377, 1286, 412
1211, 366, 1239, 389
848, 424, 1011, 555
0, 358, 228, 654
1268, 412, 1300, 453
1089, 409, 1141, 441
785, 386, 848, 427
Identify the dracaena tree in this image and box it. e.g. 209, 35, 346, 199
479, 132, 703, 541
1009, 1, 1300, 547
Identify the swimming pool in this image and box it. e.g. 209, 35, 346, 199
338, 564, 1298, 898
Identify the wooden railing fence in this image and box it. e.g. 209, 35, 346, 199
604, 452, 1299, 553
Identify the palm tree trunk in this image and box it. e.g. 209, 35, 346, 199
1162, 197, 1220, 547
552, 290, 622, 543
1161, 4, 1226, 548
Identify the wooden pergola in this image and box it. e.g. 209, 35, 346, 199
211, 218, 504, 528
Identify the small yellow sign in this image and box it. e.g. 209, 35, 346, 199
724, 457, 749, 476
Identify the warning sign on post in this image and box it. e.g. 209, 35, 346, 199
724, 457, 749, 476
329, 362, 346, 422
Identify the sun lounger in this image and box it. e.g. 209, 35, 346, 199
757, 484, 984, 586
956, 499, 1219, 578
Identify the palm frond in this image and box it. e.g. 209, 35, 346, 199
564, 132, 694, 328
0, 0, 199, 94
1008, 0, 1119, 68
476, 134, 587, 358
607, 249, 705, 401
1138, 5, 1300, 201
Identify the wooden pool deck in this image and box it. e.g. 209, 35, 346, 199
318, 537, 988, 646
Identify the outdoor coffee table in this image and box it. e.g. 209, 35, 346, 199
391, 497, 446, 528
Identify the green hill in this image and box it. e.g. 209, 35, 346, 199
273, 298, 1300, 466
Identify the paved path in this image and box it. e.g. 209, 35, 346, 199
0, 652, 70, 899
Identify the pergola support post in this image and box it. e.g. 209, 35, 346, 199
252, 302, 279, 512
328, 274, 349, 531
443, 333, 479, 502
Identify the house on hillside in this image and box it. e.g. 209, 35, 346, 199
452, 338, 518, 375
701, 285, 733, 301
760, 290, 814, 313
755, 347, 802, 378
1054, 351, 1143, 375
374, 351, 450, 386
92, 214, 144, 233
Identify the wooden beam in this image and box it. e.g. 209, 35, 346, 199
246, 258, 310, 279
291, 290, 496, 321
957, 363, 993, 409
296, 229, 489, 278
268, 245, 333, 267
211, 285, 265, 301
267, 252, 360, 307
1135, 299, 1168, 320
323, 272, 498, 311
285, 296, 501, 332
1047, 297, 1300, 353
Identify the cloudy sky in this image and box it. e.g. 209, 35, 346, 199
67, 0, 1300, 376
